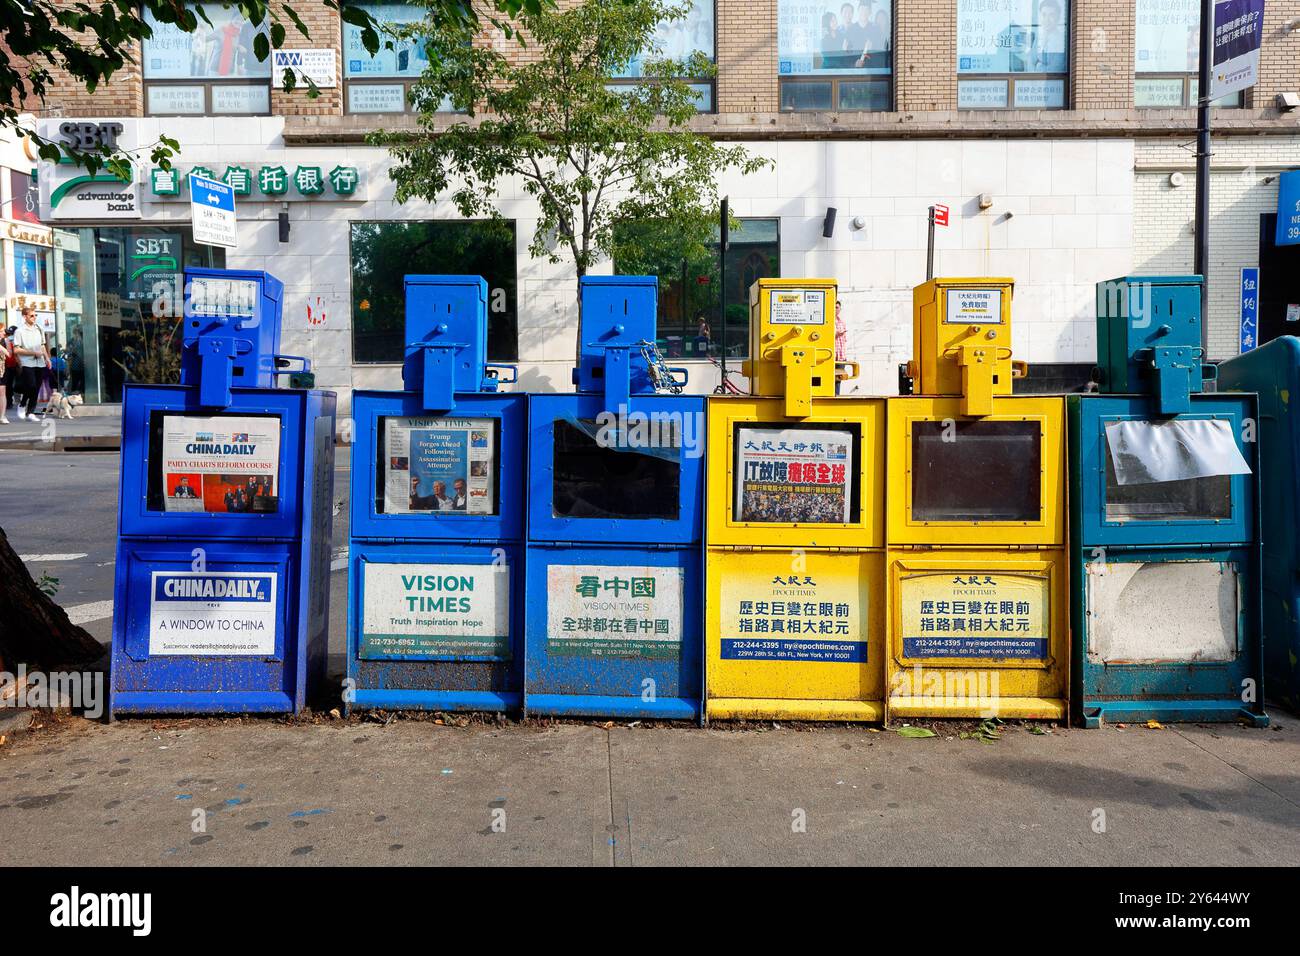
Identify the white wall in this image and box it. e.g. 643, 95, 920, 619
143, 120, 1139, 412
1133, 135, 1300, 361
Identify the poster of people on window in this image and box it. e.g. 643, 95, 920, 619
617, 0, 715, 76
161, 416, 281, 514
777, 0, 893, 76
143, 7, 271, 79
956, 0, 1069, 74
736, 427, 852, 523
383, 417, 496, 515
342, 3, 429, 77
1134, 0, 1200, 73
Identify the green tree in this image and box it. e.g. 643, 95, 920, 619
376, 0, 769, 329
3, 0, 547, 177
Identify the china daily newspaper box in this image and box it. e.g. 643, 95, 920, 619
886, 278, 1069, 720
109, 268, 336, 716
1219, 337, 1300, 712
525, 276, 703, 719
705, 278, 884, 722
347, 275, 524, 713
1069, 275, 1266, 726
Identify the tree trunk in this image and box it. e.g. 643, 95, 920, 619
574, 268, 586, 368
0, 524, 103, 672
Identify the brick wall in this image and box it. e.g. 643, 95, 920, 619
271, 2, 343, 115
1252, 0, 1300, 106
717, 0, 777, 113
1071, 0, 1134, 110
894, 0, 956, 112
14, 2, 1300, 134
32, 0, 143, 117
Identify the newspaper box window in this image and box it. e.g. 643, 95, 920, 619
1102, 419, 1238, 523
733, 424, 860, 524
375, 416, 500, 516
524, 276, 704, 720
910, 420, 1041, 523
1070, 275, 1267, 728
109, 267, 337, 717
551, 418, 681, 519
347, 275, 526, 715
150, 413, 282, 514
705, 278, 886, 724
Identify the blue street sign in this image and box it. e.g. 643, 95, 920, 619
190, 174, 234, 211
189, 173, 237, 248
1240, 267, 1259, 353
1277, 169, 1300, 247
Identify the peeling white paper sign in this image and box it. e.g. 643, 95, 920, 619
1105, 419, 1251, 486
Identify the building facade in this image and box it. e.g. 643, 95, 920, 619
27, 0, 1300, 410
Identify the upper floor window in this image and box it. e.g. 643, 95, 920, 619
1134, 0, 1242, 107
957, 0, 1070, 109
609, 0, 717, 112
142, 7, 271, 116
344, 1, 459, 113
777, 1, 893, 112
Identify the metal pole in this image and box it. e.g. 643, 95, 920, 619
1194, 0, 1213, 353
926, 206, 936, 281
719, 196, 729, 385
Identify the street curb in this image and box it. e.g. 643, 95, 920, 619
0, 435, 120, 452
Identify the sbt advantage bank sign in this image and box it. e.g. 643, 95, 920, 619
36, 119, 142, 220
148, 571, 278, 656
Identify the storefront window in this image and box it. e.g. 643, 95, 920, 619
142, 5, 272, 115
613, 217, 779, 360
609, 0, 716, 112
57, 227, 224, 404
1134, 0, 1242, 107
957, 0, 1070, 110
350, 220, 518, 363
13, 242, 50, 296
344, 1, 457, 113
778, 1, 893, 111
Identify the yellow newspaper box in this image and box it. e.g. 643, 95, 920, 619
886, 278, 1069, 720
706, 278, 885, 722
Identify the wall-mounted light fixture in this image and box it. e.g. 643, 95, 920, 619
822, 207, 837, 238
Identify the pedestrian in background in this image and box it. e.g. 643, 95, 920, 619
12, 306, 50, 421
0, 328, 10, 424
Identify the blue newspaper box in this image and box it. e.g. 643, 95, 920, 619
346, 275, 524, 713
109, 268, 337, 716
1068, 276, 1267, 726
524, 276, 704, 719
1219, 336, 1300, 713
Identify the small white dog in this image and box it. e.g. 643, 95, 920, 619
45, 390, 77, 420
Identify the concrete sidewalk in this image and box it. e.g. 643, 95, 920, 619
0, 405, 122, 451
0, 715, 1295, 866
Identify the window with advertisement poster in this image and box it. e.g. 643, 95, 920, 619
778, 0, 893, 111
8, 170, 40, 225
956, 0, 1070, 110
1133, 0, 1242, 108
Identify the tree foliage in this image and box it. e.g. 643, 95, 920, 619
376, 0, 769, 292
1, 0, 543, 177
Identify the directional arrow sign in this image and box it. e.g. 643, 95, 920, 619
189, 172, 237, 249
